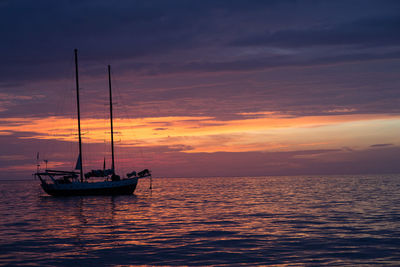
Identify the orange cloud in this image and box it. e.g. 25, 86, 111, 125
1, 113, 399, 154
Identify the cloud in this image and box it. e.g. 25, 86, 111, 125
1, 0, 400, 179
146, 146, 400, 177
1, 1, 400, 84
2, 113, 399, 155
232, 15, 400, 48
370, 143, 393, 148
1, 116, 400, 180
1, 1, 399, 124
2, 127, 400, 179
138, 50, 400, 75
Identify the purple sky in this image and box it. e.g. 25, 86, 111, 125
1, 0, 400, 179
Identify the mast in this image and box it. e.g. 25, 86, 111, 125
108, 65, 115, 175
74, 49, 84, 182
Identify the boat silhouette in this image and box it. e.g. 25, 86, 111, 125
35, 49, 151, 196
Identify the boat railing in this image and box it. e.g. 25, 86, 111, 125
35, 170, 80, 184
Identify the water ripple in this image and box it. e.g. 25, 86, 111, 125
1, 175, 400, 265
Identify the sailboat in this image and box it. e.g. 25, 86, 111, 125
34, 49, 151, 196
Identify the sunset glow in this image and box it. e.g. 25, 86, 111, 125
1, 0, 399, 179
2, 2, 400, 267
2, 113, 399, 155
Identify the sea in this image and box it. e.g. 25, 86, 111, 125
0, 175, 399, 266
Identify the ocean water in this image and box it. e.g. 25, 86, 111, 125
0, 175, 399, 266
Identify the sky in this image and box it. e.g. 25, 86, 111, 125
1, 0, 400, 179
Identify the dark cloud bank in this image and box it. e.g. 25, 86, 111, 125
1, 0, 399, 119
1, 0, 400, 77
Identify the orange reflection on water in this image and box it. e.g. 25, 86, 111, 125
4, 175, 395, 265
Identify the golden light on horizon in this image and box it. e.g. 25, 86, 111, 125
1, 113, 400, 154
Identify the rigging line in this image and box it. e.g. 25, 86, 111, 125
110, 75, 127, 174
45, 54, 77, 170
103, 90, 108, 171
77, 56, 107, 173
62, 55, 76, 169
67, 56, 77, 169
83, 56, 115, 173
111, 69, 150, 171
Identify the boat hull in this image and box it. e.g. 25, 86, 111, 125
41, 178, 138, 196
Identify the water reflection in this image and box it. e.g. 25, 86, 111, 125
0, 175, 400, 265
38, 194, 142, 248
